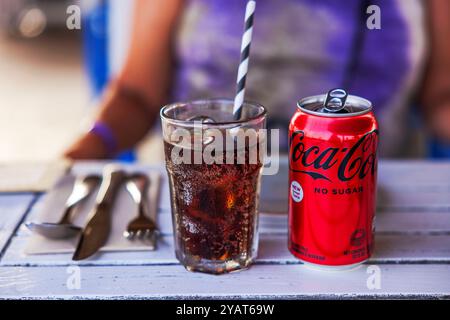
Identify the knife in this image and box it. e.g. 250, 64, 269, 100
72, 166, 126, 261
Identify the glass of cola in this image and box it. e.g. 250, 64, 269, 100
160, 99, 267, 274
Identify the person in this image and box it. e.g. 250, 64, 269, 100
65, 0, 450, 159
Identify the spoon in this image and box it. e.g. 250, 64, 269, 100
26, 175, 101, 239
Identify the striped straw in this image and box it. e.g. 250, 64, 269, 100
233, 0, 256, 119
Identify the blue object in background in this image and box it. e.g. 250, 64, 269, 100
82, 0, 135, 162
410, 104, 450, 159
82, 0, 109, 96
428, 139, 450, 158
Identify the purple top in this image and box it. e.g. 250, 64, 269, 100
172, 0, 425, 153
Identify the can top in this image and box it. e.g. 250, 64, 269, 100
297, 89, 372, 118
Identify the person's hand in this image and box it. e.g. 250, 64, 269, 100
64, 132, 109, 160
428, 102, 450, 143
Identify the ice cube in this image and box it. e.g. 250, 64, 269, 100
187, 115, 216, 123
186, 116, 216, 145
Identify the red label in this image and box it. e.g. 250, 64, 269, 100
288, 128, 379, 266
289, 130, 378, 182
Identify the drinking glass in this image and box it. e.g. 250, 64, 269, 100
160, 99, 267, 274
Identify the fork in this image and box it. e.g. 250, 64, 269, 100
124, 174, 158, 243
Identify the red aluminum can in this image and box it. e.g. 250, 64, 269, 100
288, 89, 379, 268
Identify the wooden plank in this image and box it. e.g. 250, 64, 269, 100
0, 264, 448, 299
378, 161, 450, 185
264, 159, 450, 187
23, 204, 450, 240
377, 189, 450, 211
260, 189, 450, 213
256, 234, 450, 264
257, 211, 450, 235
0, 194, 35, 255
266, 158, 450, 186
3, 233, 450, 266
375, 211, 450, 233
260, 160, 450, 213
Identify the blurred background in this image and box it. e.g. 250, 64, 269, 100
0, 0, 148, 163
0, 0, 87, 163
0, 0, 449, 164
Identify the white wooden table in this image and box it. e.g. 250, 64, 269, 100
0, 160, 449, 299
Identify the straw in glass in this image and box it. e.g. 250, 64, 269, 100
233, 0, 256, 120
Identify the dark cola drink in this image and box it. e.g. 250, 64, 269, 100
164, 142, 262, 272
160, 99, 267, 274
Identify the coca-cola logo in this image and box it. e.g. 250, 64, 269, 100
289, 130, 379, 182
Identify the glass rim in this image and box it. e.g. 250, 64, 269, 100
160, 98, 267, 127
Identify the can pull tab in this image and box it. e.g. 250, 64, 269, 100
324, 88, 348, 113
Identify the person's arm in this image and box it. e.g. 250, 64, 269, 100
421, 0, 450, 142
65, 0, 183, 159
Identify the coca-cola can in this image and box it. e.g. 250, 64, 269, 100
288, 89, 379, 269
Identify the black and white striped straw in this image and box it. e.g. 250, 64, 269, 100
233, 0, 256, 119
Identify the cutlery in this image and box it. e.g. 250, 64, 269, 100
124, 173, 158, 246
26, 175, 101, 239
72, 166, 126, 261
